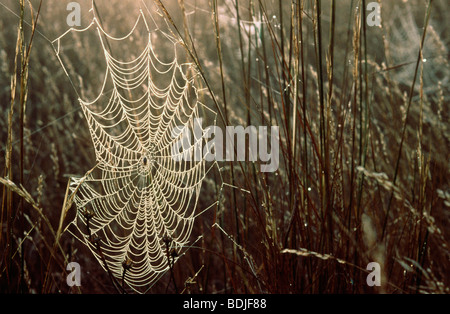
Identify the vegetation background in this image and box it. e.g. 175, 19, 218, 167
0, 0, 448, 293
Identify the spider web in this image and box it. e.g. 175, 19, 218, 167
386, 3, 449, 94
53, 7, 220, 293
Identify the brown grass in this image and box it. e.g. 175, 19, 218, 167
0, 0, 448, 293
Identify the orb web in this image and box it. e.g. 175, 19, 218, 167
54, 9, 215, 293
